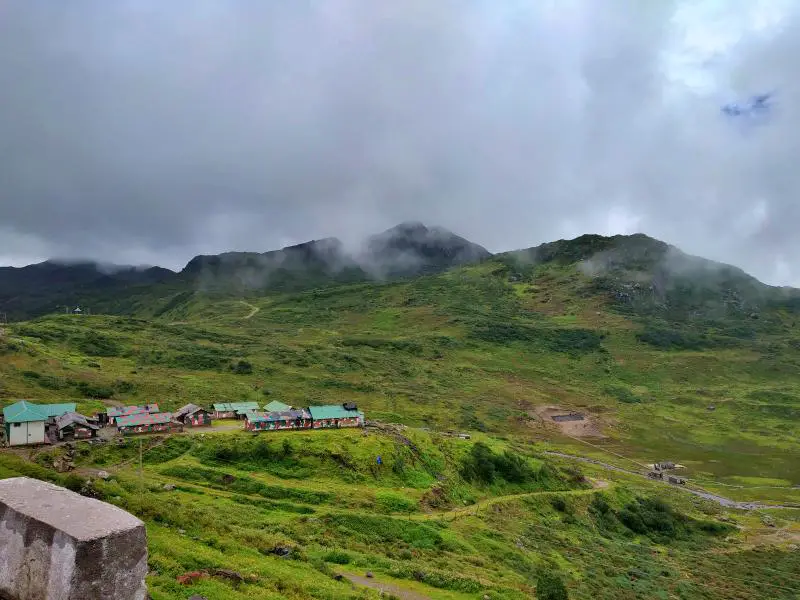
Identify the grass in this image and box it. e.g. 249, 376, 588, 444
2, 244, 800, 598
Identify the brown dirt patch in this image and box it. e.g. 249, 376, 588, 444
341, 574, 432, 600
531, 405, 607, 438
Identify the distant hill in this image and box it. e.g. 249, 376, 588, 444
181, 222, 491, 292
0, 223, 491, 320
0, 261, 174, 321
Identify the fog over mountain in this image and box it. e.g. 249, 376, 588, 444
1, 1, 798, 284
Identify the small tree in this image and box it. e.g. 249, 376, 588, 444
536, 570, 568, 600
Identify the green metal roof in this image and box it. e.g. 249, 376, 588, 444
264, 400, 292, 412
3, 401, 76, 423
308, 405, 363, 420
212, 402, 259, 412
39, 403, 77, 418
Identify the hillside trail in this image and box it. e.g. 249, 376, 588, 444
545, 450, 799, 511
239, 300, 259, 319
412, 486, 602, 522
339, 573, 433, 600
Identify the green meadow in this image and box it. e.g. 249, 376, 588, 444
2, 239, 800, 599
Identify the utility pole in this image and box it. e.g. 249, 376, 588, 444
139, 438, 143, 496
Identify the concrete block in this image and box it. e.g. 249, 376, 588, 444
0, 477, 147, 600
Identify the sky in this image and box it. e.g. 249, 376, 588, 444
1, 1, 799, 285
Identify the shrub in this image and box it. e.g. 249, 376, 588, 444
536, 570, 569, 600
75, 331, 121, 357
460, 442, 536, 485
604, 385, 641, 404
375, 492, 417, 514
231, 359, 253, 374
323, 550, 352, 565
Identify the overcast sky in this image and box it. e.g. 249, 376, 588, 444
1, 1, 798, 284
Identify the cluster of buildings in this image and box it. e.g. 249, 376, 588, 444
2, 398, 364, 446
2, 401, 100, 446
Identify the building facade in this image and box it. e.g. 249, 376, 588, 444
116, 412, 183, 435
245, 409, 312, 432
174, 404, 212, 427
212, 402, 259, 419
3, 401, 76, 446
308, 405, 365, 429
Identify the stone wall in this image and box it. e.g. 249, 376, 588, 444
0, 477, 148, 600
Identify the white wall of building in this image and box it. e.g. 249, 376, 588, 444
8, 420, 45, 446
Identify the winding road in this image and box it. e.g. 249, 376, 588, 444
544, 451, 799, 511
239, 300, 260, 320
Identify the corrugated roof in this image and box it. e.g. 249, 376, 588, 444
115, 412, 176, 427
212, 402, 259, 412
264, 400, 292, 412
247, 409, 311, 424
107, 404, 160, 418
56, 412, 100, 431
174, 403, 207, 419
3, 401, 77, 423
308, 405, 363, 421
39, 403, 77, 418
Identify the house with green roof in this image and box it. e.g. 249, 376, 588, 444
308, 404, 364, 429
263, 400, 292, 412
2, 400, 76, 446
212, 402, 260, 419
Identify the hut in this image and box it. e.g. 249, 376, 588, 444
56, 412, 100, 441
116, 412, 183, 435
174, 403, 212, 427
3, 401, 76, 446
212, 402, 259, 419
308, 404, 364, 429
245, 409, 312, 432
264, 400, 292, 412
106, 404, 160, 425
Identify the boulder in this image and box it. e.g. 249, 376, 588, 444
0, 476, 147, 600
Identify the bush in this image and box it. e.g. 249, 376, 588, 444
231, 359, 253, 375
460, 442, 536, 485
323, 549, 352, 565
470, 323, 603, 355
536, 570, 569, 600
75, 331, 121, 357
604, 385, 641, 404
74, 381, 115, 399
636, 326, 713, 351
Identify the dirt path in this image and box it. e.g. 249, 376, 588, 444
340, 573, 432, 600
545, 451, 799, 511
239, 300, 259, 320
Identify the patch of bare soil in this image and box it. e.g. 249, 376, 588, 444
531, 405, 607, 438
341, 574, 432, 600
591, 479, 610, 489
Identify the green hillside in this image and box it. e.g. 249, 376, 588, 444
1, 233, 799, 599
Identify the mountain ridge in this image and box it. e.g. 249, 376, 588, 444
1, 225, 797, 322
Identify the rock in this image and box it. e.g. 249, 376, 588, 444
271, 545, 292, 557
365, 571, 374, 578
176, 571, 207, 585
211, 568, 245, 583
484, 595, 491, 600
97, 470, 110, 479
221, 474, 235, 485
163, 484, 176, 491
334, 574, 344, 581
0, 476, 147, 600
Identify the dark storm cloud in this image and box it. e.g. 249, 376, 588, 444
0, 1, 798, 284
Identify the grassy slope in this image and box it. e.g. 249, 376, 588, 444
1, 253, 800, 599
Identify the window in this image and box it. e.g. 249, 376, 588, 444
13, 423, 21, 428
